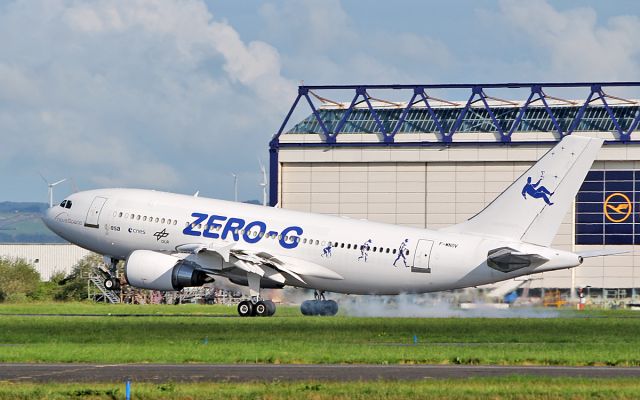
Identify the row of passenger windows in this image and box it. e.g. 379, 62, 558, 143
114, 211, 178, 226
114, 214, 409, 256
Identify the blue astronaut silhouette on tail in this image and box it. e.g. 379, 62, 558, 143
522, 173, 554, 206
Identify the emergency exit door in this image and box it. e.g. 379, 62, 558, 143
84, 196, 107, 228
411, 239, 433, 273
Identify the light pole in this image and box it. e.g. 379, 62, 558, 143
232, 173, 238, 202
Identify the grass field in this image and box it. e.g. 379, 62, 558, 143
1, 303, 640, 366
1, 377, 639, 400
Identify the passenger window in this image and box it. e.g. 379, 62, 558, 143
131, 214, 135, 219
340, 243, 344, 248
156, 218, 160, 223
167, 219, 172, 224
405, 250, 409, 256
393, 249, 396, 254
136, 215, 141, 220
118, 212, 123, 218
125, 213, 129, 218
161, 218, 165, 224
173, 220, 177, 225
143, 216, 147, 222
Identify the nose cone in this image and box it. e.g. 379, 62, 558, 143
41, 206, 56, 231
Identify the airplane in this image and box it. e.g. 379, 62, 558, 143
43, 135, 616, 317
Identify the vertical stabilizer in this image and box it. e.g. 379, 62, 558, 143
443, 135, 603, 247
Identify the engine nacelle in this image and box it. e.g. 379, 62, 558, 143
125, 250, 208, 291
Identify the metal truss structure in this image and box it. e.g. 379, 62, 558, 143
269, 82, 640, 205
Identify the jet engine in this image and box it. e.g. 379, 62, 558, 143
125, 250, 209, 291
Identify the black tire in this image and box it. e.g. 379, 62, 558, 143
104, 278, 114, 290
264, 300, 276, 316
300, 300, 316, 316
254, 301, 269, 317
237, 301, 254, 317
324, 300, 339, 316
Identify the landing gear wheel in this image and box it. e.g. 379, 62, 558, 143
300, 299, 338, 316
237, 301, 254, 317
254, 301, 269, 317
264, 300, 276, 316
104, 278, 119, 291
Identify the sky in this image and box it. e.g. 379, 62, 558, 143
0, 0, 639, 203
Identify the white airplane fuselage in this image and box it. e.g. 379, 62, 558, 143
43, 188, 580, 295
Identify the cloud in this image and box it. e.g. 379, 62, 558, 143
260, 0, 452, 85
498, 0, 640, 81
0, 0, 295, 200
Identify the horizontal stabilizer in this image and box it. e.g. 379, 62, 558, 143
577, 249, 631, 258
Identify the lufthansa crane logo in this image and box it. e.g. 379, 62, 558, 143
604, 193, 632, 223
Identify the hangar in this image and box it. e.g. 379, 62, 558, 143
269, 82, 640, 298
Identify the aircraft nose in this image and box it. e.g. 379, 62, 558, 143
42, 206, 57, 229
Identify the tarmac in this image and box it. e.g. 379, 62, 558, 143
2, 363, 640, 382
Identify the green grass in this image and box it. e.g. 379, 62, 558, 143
1, 303, 640, 365
1, 377, 639, 399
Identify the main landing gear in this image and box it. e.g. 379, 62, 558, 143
237, 299, 276, 317
103, 256, 120, 291
301, 290, 338, 316
237, 272, 276, 317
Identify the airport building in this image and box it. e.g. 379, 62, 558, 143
0, 243, 91, 280
269, 83, 640, 298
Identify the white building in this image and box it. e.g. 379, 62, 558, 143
270, 83, 640, 296
0, 243, 92, 280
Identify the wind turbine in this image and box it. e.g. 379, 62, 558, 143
231, 173, 238, 202
259, 159, 268, 206
39, 174, 67, 208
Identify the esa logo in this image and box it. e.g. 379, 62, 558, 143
183, 212, 303, 249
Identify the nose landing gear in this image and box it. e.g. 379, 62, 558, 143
301, 290, 338, 316
103, 256, 121, 291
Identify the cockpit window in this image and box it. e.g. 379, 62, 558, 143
60, 200, 67, 208
65, 201, 72, 209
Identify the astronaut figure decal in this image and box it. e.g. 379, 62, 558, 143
522, 171, 555, 206
393, 239, 409, 267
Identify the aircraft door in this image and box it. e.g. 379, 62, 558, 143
411, 239, 433, 273
84, 196, 107, 228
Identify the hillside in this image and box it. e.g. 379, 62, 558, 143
0, 202, 66, 243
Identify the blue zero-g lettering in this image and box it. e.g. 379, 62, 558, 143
221, 217, 246, 241
202, 215, 227, 239
182, 213, 207, 236
243, 220, 267, 244
279, 226, 303, 249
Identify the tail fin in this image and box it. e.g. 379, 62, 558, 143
443, 135, 603, 247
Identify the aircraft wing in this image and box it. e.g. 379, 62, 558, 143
175, 242, 344, 285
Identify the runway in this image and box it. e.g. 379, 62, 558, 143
2, 364, 640, 382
